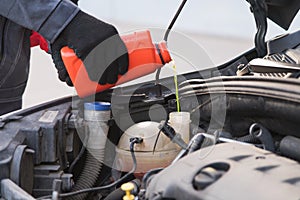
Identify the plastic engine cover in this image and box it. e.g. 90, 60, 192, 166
145, 143, 300, 200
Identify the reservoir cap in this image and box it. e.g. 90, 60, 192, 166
84, 102, 111, 111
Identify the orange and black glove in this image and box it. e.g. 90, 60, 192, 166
51, 11, 128, 86
30, 31, 50, 53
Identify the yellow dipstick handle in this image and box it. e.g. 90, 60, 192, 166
121, 182, 135, 200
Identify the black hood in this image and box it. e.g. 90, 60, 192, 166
265, 0, 300, 30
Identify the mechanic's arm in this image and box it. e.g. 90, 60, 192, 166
0, 0, 78, 43
0, 0, 128, 86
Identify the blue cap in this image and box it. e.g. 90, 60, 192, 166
84, 102, 111, 111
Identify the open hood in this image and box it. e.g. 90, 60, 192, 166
265, 0, 300, 30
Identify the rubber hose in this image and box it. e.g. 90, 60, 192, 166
67, 148, 104, 200
142, 168, 163, 189
236, 134, 259, 143
104, 188, 124, 200
280, 136, 300, 162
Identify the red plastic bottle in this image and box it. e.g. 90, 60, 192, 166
61, 30, 172, 97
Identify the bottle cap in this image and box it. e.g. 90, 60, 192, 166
84, 102, 111, 111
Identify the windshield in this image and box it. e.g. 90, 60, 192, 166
23, 0, 300, 109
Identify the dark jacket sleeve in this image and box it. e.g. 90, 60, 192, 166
0, 0, 79, 43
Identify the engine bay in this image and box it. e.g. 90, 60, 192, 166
0, 27, 300, 200
1, 1, 300, 199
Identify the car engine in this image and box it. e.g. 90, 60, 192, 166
1, 0, 300, 200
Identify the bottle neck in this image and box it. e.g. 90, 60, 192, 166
155, 41, 172, 65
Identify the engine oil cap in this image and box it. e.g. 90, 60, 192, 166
84, 102, 111, 111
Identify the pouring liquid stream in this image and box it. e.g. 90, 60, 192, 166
172, 61, 181, 112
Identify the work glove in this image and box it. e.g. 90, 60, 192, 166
30, 31, 50, 53
51, 11, 129, 86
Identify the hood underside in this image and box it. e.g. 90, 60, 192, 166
261, 0, 300, 30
